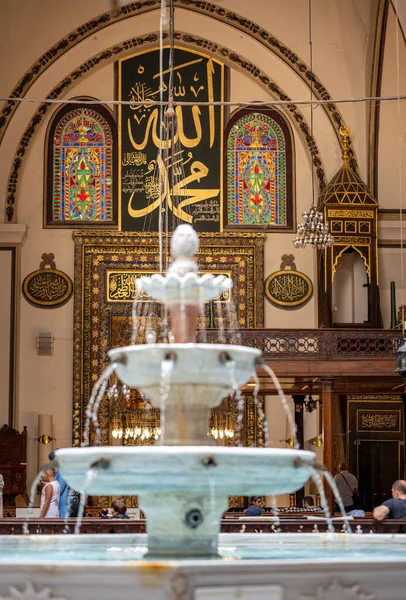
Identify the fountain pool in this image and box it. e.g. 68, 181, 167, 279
0, 534, 406, 599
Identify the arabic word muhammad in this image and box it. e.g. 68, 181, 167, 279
358, 411, 399, 431
22, 269, 73, 308
264, 270, 313, 308
118, 47, 225, 232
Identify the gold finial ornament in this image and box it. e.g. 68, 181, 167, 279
339, 125, 351, 162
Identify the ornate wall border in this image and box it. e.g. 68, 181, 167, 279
0, 0, 358, 172
72, 230, 265, 448
5, 32, 327, 223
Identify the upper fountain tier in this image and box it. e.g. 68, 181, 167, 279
136, 224, 232, 306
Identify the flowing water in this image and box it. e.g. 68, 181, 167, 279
225, 299, 241, 345
225, 360, 245, 446
252, 370, 269, 447
198, 281, 207, 343
215, 299, 226, 343
63, 492, 74, 534
74, 469, 98, 535
308, 467, 335, 533
23, 470, 46, 535
323, 470, 352, 533
259, 363, 298, 448
83, 362, 118, 447
131, 289, 144, 345
159, 356, 175, 443
82, 363, 117, 447
270, 496, 281, 532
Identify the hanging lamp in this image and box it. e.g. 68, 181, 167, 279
293, 0, 334, 251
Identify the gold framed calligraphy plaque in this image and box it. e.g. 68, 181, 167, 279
118, 47, 226, 232
22, 269, 73, 308
107, 269, 232, 303
357, 410, 401, 433
264, 269, 313, 309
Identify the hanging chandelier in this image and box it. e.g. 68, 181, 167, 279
294, 208, 334, 250
108, 384, 161, 442
208, 397, 236, 441
209, 412, 235, 441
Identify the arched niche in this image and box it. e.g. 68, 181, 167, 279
331, 247, 369, 326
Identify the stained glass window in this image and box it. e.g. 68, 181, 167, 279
226, 109, 293, 230
46, 104, 117, 226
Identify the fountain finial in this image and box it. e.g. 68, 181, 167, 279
168, 224, 199, 277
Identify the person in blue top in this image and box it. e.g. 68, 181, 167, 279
48, 449, 69, 518
373, 480, 406, 520
244, 497, 263, 517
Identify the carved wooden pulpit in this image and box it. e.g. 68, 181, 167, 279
0, 424, 29, 508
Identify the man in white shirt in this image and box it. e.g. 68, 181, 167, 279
334, 462, 358, 511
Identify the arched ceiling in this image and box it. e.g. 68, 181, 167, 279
4, 31, 328, 223
0, 0, 358, 169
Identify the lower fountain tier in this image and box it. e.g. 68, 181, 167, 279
57, 447, 315, 557
56, 446, 315, 497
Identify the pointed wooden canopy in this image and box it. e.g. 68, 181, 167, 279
318, 126, 378, 207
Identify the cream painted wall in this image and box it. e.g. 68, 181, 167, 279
0, 0, 404, 495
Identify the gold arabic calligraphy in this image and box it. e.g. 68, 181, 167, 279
359, 412, 399, 430
269, 274, 309, 303
119, 49, 223, 230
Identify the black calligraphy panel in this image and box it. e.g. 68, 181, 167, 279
118, 47, 225, 232
264, 270, 313, 309
22, 269, 73, 308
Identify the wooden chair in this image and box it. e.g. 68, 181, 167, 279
0, 424, 29, 509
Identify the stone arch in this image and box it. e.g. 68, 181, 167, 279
5, 32, 327, 223
0, 0, 358, 171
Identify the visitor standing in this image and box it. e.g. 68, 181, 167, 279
49, 449, 81, 518
39, 469, 60, 518
48, 449, 69, 517
334, 462, 358, 511
373, 480, 406, 520
244, 497, 263, 517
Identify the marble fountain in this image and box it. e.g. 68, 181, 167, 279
1, 224, 406, 600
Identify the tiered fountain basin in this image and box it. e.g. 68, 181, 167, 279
56, 446, 315, 558
136, 272, 233, 304
108, 343, 263, 446
56, 447, 315, 497
108, 343, 260, 394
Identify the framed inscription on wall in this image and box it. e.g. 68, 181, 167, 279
118, 47, 226, 232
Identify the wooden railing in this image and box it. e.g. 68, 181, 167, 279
0, 517, 405, 535
198, 329, 402, 361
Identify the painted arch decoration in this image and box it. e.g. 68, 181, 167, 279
45, 103, 117, 227
225, 108, 294, 231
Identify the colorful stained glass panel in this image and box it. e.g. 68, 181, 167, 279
50, 107, 114, 223
227, 112, 287, 227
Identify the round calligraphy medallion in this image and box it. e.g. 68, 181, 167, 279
264, 270, 313, 309
22, 269, 73, 308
